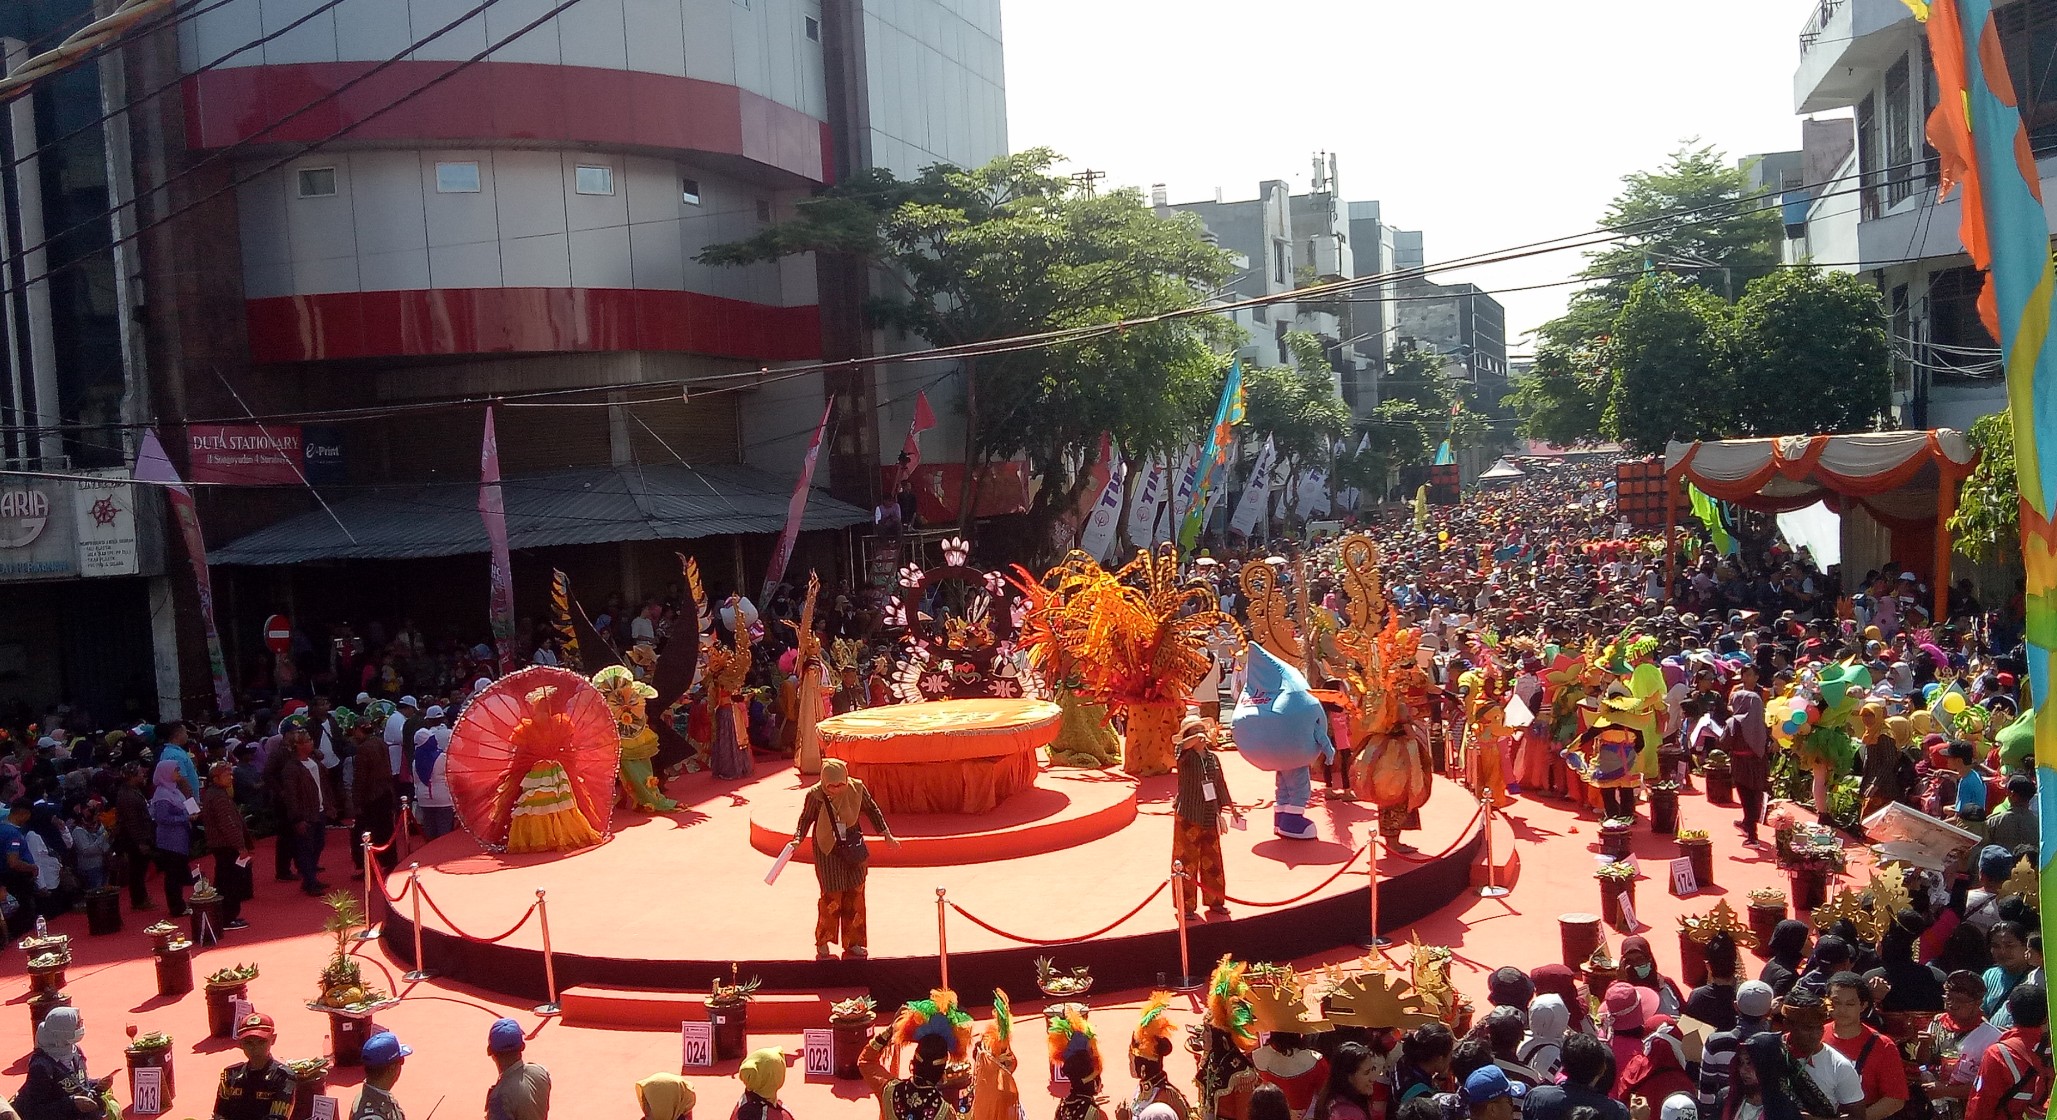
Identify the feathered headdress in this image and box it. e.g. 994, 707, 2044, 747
891, 989, 974, 1062
1130, 991, 1178, 1059
984, 989, 1014, 1054
1046, 1006, 1100, 1079
1204, 955, 1258, 1052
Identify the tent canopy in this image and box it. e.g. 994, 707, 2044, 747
1662, 431, 1978, 621
211, 462, 872, 566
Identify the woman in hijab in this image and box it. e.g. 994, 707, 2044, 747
636, 1073, 697, 1120
1620, 935, 1685, 1016
1518, 994, 1571, 1082
732, 1048, 794, 1120
1724, 1032, 1837, 1120
1620, 1018, 1696, 1107
14, 1006, 115, 1120
1529, 964, 1593, 1036
1759, 921, 1812, 997
145, 758, 195, 917
789, 759, 896, 961
1723, 686, 1771, 845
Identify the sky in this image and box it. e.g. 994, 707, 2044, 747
1000, 0, 1831, 352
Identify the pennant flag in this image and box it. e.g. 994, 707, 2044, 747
134, 430, 236, 715
1433, 441, 1454, 466
1230, 436, 1280, 539
1908, 0, 2057, 986
1078, 449, 1127, 561
763, 396, 835, 600
896, 390, 937, 487
1125, 456, 1167, 548
479, 406, 517, 675
1688, 483, 1736, 555
549, 569, 583, 673
1180, 360, 1245, 550
1355, 431, 1371, 457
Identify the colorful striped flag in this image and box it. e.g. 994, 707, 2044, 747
1179, 360, 1245, 550
1910, 0, 2057, 991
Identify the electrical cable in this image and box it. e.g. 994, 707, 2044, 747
0, 0, 177, 105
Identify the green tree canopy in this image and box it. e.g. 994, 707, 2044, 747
1241, 331, 1351, 465
700, 148, 1236, 545
1604, 276, 1732, 455
1950, 411, 2019, 565
1726, 268, 1892, 436
1505, 338, 1609, 448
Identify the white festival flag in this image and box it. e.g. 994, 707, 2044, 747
1229, 437, 1279, 538
1078, 450, 1127, 561
1125, 456, 1166, 547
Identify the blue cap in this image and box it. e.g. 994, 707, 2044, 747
1463, 1065, 1527, 1105
488, 1017, 525, 1054
361, 1030, 412, 1066
1981, 845, 2018, 880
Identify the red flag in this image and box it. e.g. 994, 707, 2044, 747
479, 406, 517, 674
896, 391, 937, 486
134, 430, 236, 714
764, 396, 835, 600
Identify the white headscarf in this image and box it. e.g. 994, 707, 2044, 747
36, 1006, 84, 1062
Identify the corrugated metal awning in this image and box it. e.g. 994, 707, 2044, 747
211, 463, 871, 565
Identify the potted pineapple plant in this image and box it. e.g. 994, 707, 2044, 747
1676, 829, 1715, 889
286, 1056, 331, 1117
1703, 750, 1734, 804
1598, 816, 1635, 860
306, 892, 392, 1066
706, 965, 760, 1061
125, 1027, 175, 1108
1746, 887, 1788, 949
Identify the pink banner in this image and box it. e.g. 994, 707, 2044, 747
134, 430, 236, 714
479, 406, 516, 675
762, 396, 834, 601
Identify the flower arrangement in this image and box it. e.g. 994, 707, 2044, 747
1677, 828, 1711, 842
1595, 861, 1637, 883
1034, 956, 1094, 997
828, 995, 878, 1024
206, 963, 259, 986
1601, 816, 1635, 831
1776, 822, 1846, 874
710, 965, 762, 1007
26, 951, 66, 971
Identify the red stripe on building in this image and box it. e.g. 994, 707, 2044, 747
184, 62, 828, 183
245, 288, 822, 363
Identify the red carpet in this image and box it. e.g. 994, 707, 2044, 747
0, 762, 1859, 1120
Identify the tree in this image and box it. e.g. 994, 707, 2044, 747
1604, 276, 1732, 455
1504, 338, 1610, 448
1241, 331, 1351, 465
1950, 411, 2019, 565
1725, 268, 1892, 436
700, 149, 1236, 550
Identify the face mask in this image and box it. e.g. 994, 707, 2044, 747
1632, 964, 1653, 979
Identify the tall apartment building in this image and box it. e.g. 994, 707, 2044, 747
0, 0, 1005, 715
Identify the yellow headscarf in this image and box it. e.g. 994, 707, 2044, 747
737, 1048, 786, 1100
636, 1073, 696, 1120
812, 760, 864, 856
1885, 715, 1913, 750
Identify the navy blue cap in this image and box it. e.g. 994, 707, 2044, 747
361, 1030, 411, 1066
1463, 1065, 1527, 1105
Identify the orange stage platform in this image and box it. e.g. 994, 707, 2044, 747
380, 752, 1484, 1023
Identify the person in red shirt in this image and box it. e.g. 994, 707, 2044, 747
1968, 984, 2050, 1120
1824, 972, 1909, 1120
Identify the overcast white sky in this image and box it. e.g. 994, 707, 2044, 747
1001, 0, 1829, 352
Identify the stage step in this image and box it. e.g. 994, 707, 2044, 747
560, 984, 871, 1031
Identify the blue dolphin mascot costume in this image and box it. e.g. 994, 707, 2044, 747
1230, 644, 1334, 840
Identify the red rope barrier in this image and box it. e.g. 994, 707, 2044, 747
1217, 844, 1368, 908
414, 887, 539, 945
948, 879, 1170, 945
1385, 803, 1489, 863
377, 872, 412, 906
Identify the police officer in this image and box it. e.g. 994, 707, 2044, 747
213, 1012, 294, 1119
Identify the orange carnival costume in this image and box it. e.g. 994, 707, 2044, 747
444, 667, 617, 854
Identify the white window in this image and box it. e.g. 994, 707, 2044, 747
681, 177, 702, 206
755, 198, 773, 223
805, 15, 820, 40
435, 161, 480, 193
575, 164, 615, 195
296, 167, 337, 198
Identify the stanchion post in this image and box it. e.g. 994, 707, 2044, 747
399, 797, 414, 860
1479, 795, 1509, 899
533, 889, 560, 1017
356, 832, 379, 940
935, 887, 949, 990
1172, 860, 1199, 990
403, 863, 433, 982
1364, 825, 1390, 949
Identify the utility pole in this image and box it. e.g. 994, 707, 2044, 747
1069, 169, 1105, 198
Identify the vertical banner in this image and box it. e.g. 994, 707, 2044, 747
1179, 360, 1245, 551
1165, 444, 1199, 539
763, 396, 835, 601
479, 406, 517, 675
134, 430, 235, 714
1078, 449, 1126, 561
1229, 436, 1279, 539
549, 569, 583, 674
896, 390, 937, 488
1298, 468, 1331, 518
1910, 0, 2057, 978
1125, 456, 1166, 548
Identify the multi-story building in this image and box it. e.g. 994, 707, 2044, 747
0, 0, 1005, 715
1786, 0, 2036, 430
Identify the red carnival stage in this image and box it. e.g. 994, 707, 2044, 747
376, 749, 1485, 1029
